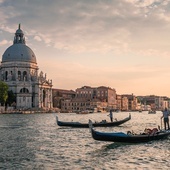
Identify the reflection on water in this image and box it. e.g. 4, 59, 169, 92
104, 142, 137, 149
0, 111, 170, 169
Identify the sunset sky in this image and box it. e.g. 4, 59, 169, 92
0, 0, 170, 96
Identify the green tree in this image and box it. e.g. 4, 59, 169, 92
0, 81, 8, 106
7, 90, 16, 106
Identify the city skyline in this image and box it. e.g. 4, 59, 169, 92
0, 0, 170, 96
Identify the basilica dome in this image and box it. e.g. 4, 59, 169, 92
2, 44, 37, 63
2, 24, 37, 64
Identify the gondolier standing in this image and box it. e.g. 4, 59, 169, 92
161, 108, 170, 130
108, 109, 113, 122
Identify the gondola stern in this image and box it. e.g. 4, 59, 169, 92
89, 119, 99, 140
88, 119, 94, 134
56, 116, 61, 126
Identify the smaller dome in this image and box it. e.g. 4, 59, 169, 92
15, 24, 24, 35
16, 29, 24, 34
16, 23, 23, 34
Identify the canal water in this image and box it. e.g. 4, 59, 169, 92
0, 111, 170, 170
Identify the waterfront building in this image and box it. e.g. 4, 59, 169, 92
61, 98, 108, 113
96, 86, 117, 109
61, 86, 117, 112
121, 96, 129, 111
122, 94, 138, 111
76, 86, 94, 99
162, 97, 170, 109
137, 95, 168, 111
0, 24, 53, 110
54, 86, 170, 112
116, 95, 122, 111
52, 89, 76, 109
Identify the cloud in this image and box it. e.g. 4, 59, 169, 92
0, 0, 169, 55
34, 35, 42, 42
0, 0, 169, 57
1, 0, 170, 96
0, 39, 10, 46
0, 0, 4, 4
0, 25, 15, 33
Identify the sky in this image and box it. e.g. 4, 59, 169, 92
0, 0, 170, 97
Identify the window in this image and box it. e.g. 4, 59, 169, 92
18, 71, 21, 81
20, 88, 29, 93
23, 71, 27, 81
5, 71, 8, 81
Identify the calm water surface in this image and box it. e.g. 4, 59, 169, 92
0, 111, 170, 170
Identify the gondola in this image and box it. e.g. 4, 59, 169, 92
89, 120, 170, 143
148, 110, 156, 114
56, 114, 131, 128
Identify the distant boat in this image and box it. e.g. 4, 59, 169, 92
76, 110, 90, 114
148, 110, 156, 114
1, 111, 23, 114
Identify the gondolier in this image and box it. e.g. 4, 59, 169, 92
108, 109, 113, 122
161, 108, 170, 130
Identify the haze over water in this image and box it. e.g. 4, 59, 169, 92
0, 111, 170, 170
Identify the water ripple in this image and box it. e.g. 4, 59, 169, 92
0, 112, 170, 169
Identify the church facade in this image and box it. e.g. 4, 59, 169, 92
0, 24, 53, 110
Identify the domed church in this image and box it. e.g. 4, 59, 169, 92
0, 24, 53, 110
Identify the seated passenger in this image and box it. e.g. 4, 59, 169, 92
144, 128, 152, 134
150, 128, 158, 135
144, 128, 158, 135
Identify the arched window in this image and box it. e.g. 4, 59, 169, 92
23, 71, 27, 81
18, 71, 21, 81
10, 71, 13, 81
5, 71, 8, 81
20, 88, 29, 93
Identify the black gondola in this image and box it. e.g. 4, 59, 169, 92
89, 120, 170, 143
56, 114, 131, 128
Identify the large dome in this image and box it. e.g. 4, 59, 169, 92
1, 24, 37, 64
2, 44, 37, 63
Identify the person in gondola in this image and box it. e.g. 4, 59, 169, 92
108, 109, 113, 122
161, 107, 170, 130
